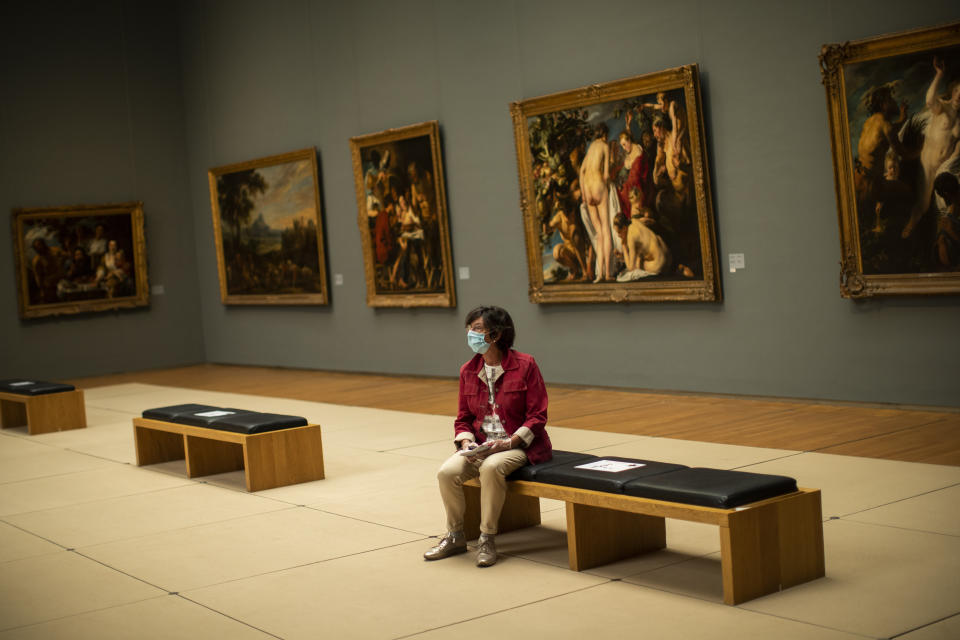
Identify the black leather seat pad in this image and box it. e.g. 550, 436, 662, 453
507, 449, 598, 481
534, 456, 688, 493
142, 404, 307, 433
623, 467, 798, 508
208, 412, 308, 434
173, 408, 259, 428
142, 404, 222, 421
0, 379, 76, 396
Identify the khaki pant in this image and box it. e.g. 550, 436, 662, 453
437, 449, 529, 536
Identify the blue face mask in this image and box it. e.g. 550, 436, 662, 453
467, 330, 490, 354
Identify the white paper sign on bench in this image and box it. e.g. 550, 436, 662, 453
574, 460, 647, 473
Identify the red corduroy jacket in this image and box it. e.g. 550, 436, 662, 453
454, 349, 552, 465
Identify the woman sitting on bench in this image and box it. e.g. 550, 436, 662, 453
424, 305, 552, 567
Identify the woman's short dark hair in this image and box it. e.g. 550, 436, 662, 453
465, 305, 515, 351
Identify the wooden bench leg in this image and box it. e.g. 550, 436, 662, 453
24, 390, 87, 435
777, 490, 825, 590
566, 502, 666, 571
1, 398, 27, 429
134, 426, 185, 466
185, 435, 244, 479
720, 490, 825, 605
242, 425, 325, 492
720, 503, 780, 604
463, 484, 541, 540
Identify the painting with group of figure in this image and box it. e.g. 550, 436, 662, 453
821, 21, 960, 297
12, 202, 149, 318
207, 148, 329, 305
349, 120, 456, 308
510, 65, 721, 303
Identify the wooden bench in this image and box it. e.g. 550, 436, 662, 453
132, 417, 325, 492
463, 477, 824, 605
0, 389, 87, 435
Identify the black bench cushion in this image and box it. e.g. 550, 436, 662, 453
623, 467, 798, 508
142, 405, 307, 433
508, 449, 598, 481
0, 379, 76, 395
208, 412, 308, 434
172, 408, 259, 428
142, 404, 223, 421
534, 456, 688, 493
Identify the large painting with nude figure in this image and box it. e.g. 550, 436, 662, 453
821, 21, 960, 297
510, 64, 721, 304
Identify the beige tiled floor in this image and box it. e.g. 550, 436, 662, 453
0, 522, 62, 564
0, 383, 957, 639
5, 483, 289, 548
82, 507, 423, 592
0, 465, 193, 517
0, 595, 275, 640
0, 551, 164, 630
407, 581, 867, 640
739, 519, 960, 638
899, 615, 960, 640
745, 453, 960, 518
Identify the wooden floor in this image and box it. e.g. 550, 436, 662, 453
68, 363, 960, 466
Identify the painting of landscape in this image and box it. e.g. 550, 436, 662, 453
207, 148, 328, 304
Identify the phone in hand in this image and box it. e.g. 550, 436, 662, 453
458, 442, 493, 456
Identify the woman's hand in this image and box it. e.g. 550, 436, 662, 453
482, 438, 514, 456
460, 440, 482, 462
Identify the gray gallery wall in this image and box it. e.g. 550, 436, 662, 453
2, 1, 958, 409
178, 0, 960, 408
0, 1, 204, 379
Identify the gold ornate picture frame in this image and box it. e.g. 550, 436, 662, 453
12, 201, 149, 319
510, 64, 721, 304
349, 120, 456, 308
208, 148, 329, 305
820, 22, 960, 298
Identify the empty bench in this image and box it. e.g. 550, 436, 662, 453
463, 451, 824, 605
133, 404, 325, 492
0, 379, 87, 435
